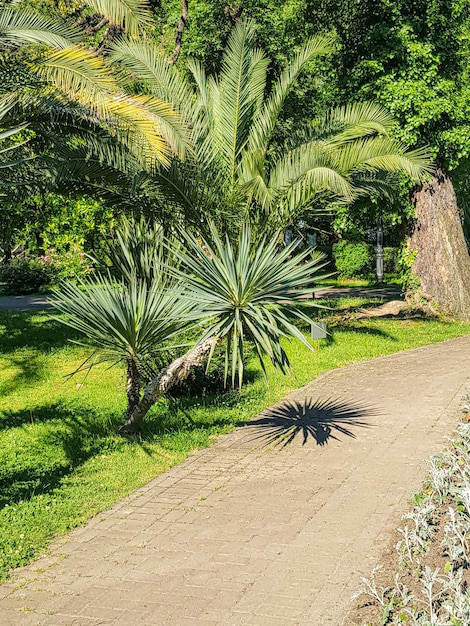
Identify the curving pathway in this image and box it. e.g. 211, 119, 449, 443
1, 335, 470, 625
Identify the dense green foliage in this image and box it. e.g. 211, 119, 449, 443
0, 248, 92, 294
0, 0, 435, 267
333, 240, 374, 278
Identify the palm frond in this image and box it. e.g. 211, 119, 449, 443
210, 21, 267, 183
105, 93, 187, 166
108, 38, 192, 115
0, 8, 81, 48
248, 33, 336, 151
269, 142, 353, 209
315, 102, 396, 143
33, 45, 119, 111
85, 0, 152, 35
330, 136, 433, 182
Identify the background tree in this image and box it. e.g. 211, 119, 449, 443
321, 0, 470, 317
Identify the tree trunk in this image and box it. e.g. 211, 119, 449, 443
408, 167, 470, 320
120, 337, 216, 434
125, 357, 141, 420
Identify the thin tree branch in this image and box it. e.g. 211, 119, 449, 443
170, 0, 188, 64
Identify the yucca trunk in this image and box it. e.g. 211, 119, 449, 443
120, 338, 217, 434
125, 357, 141, 420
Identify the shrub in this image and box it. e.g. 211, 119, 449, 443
332, 240, 374, 278
383, 247, 398, 274
0, 248, 92, 295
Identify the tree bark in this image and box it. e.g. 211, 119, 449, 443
170, 0, 188, 64
408, 167, 470, 320
125, 357, 141, 420
120, 337, 216, 434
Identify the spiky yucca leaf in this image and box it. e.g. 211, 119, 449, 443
174, 224, 331, 386
53, 276, 192, 366
105, 216, 181, 289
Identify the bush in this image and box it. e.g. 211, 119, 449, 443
383, 247, 398, 274
332, 240, 374, 278
0, 248, 92, 295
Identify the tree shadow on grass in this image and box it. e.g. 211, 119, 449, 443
0, 311, 87, 396
0, 311, 82, 354
0, 403, 123, 508
241, 396, 379, 447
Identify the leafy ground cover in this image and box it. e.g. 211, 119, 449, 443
348, 397, 470, 626
1, 304, 469, 582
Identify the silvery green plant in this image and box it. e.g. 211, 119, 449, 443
428, 455, 454, 503
396, 501, 435, 565
354, 403, 470, 625
442, 507, 470, 565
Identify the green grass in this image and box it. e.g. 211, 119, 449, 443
316, 274, 402, 288
1, 305, 469, 582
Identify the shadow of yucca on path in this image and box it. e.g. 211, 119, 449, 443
242, 396, 377, 447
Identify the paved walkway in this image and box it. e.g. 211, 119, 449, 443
1, 335, 470, 625
0, 286, 402, 313
0, 295, 51, 311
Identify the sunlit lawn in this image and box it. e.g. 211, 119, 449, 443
1, 305, 469, 581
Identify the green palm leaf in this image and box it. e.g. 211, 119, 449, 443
248, 33, 336, 152
0, 9, 81, 49
210, 21, 269, 183
34, 45, 119, 109
85, 0, 152, 35
108, 38, 192, 115
330, 136, 433, 181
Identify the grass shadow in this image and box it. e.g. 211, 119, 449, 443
0, 311, 86, 394
0, 311, 82, 354
241, 396, 378, 447
0, 402, 123, 508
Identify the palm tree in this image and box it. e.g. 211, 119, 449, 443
114, 20, 432, 237
1, 11, 432, 237
0, 2, 189, 172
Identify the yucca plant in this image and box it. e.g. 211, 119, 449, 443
104, 215, 181, 289
121, 222, 331, 433
53, 276, 193, 421
54, 216, 330, 433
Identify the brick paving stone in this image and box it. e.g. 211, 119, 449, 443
2, 335, 470, 625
